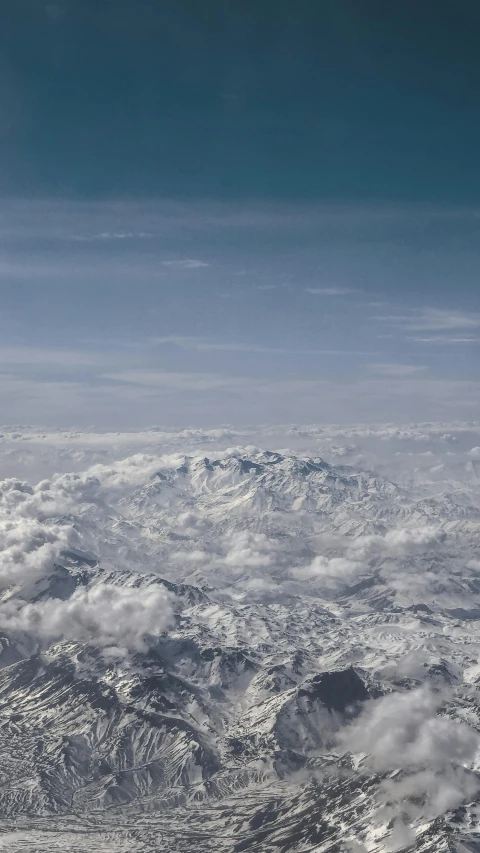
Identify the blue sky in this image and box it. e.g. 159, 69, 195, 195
0, 199, 478, 426
0, 2, 479, 426
3, 1, 480, 203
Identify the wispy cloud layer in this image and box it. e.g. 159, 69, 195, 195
160, 259, 210, 268
368, 363, 428, 377
71, 231, 153, 241
409, 335, 479, 344
153, 336, 365, 355
0, 199, 477, 426
376, 308, 480, 333
409, 309, 480, 331
305, 287, 357, 295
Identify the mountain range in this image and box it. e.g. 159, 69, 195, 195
1, 424, 480, 852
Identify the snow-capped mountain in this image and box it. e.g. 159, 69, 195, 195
1, 424, 480, 852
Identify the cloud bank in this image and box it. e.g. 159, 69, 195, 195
0, 583, 173, 653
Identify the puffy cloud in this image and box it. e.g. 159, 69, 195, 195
386, 821, 415, 853
349, 526, 446, 561
338, 687, 480, 824
174, 511, 212, 537
47, 453, 162, 500
382, 526, 446, 555
0, 583, 174, 653
339, 687, 478, 773
292, 555, 364, 587
0, 518, 71, 588
293, 525, 446, 591
0, 455, 175, 595
0, 454, 181, 652
381, 766, 479, 821
224, 531, 280, 569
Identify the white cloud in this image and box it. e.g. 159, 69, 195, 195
0, 513, 73, 590
349, 526, 446, 561
382, 526, 446, 555
339, 687, 478, 773
49, 453, 163, 495
0, 583, 174, 653
386, 822, 415, 853
292, 555, 365, 586
0, 454, 173, 595
293, 526, 445, 593
338, 687, 480, 827
224, 531, 280, 569
0, 454, 180, 651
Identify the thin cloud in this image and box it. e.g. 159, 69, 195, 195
153, 335, 369, 356
410, 335, 480, 344
71, 231, 152, 241
305, 286, 357, 295
1, 370, 479, 427
0, 345, 102, 367
160, 259, 210, 268
410, 309, 480, 331
376, 308, 480, 332
368, 363, 428, 377
102, 369, 252, 391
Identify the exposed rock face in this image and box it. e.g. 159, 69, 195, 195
298, 667, 370, 711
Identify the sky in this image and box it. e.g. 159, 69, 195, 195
0, 0, 479, 427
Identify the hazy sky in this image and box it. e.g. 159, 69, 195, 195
0, 1, 479, 427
